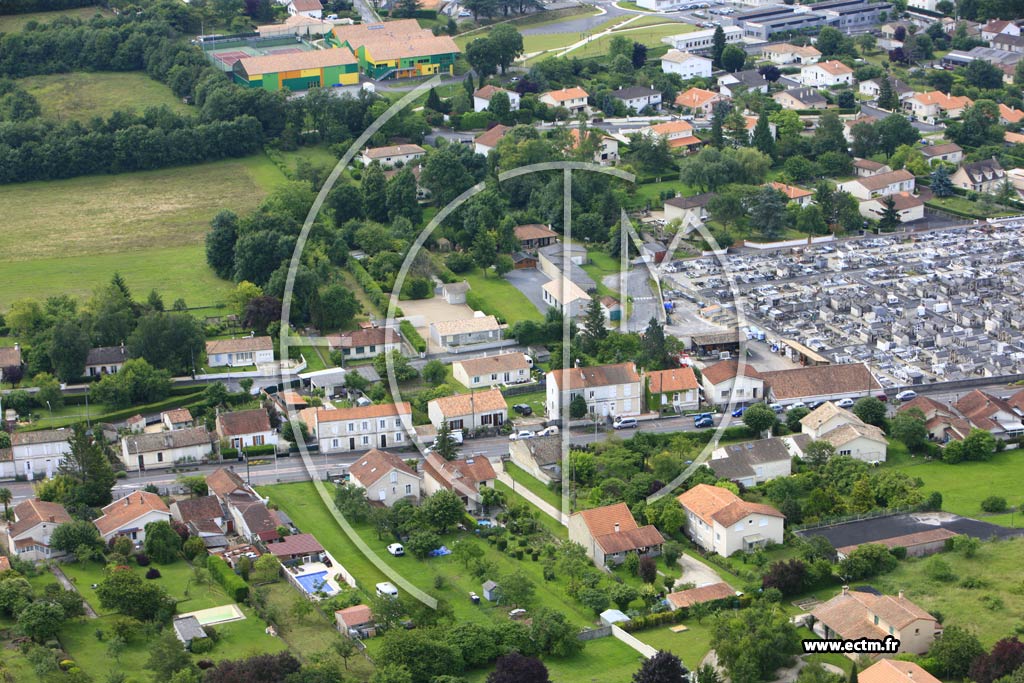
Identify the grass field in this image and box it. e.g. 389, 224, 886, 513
465, 637, 646, 683
20, 72, 192, 122
0, 153, 287, 310
0, 5, 111, 32
504, 460, 562, 509
453, 5, 600, 49
889, 448, 1024, 523
465, 268, 545, 323
571, 24, 692, 59
505, 389, 546, 417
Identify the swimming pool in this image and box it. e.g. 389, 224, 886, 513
295, 571, 337, 595
178, 604, 245, 626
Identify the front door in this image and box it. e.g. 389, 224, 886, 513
137, 455, 145, 471
349, 437, 355, 450
380, 434, 387, 447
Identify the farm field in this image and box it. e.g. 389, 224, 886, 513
889, 448, 1024, 524
0, 154, 288, 310
0, 5, 111, 32
19, 72, 193, 121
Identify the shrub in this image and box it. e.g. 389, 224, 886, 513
496, 539, 508, 551
925, 557, 955, 582
445, 252, 474, 273
145, 568, 161, 579
981, 496, 1008, 513
190, 637, 214, 654
639, 556, 657, 583
400, 320, 426, 353
890, 546, 907, 560
207, 556, 249, 602
198, 660, 215, 670
135, 554, 150, 567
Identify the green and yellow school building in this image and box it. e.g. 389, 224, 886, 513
328, 19, 460, 80
232, 47, 359, 91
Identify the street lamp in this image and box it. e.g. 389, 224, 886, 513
46, 400, 52, 418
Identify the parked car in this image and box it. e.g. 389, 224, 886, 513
387, 543, 405, 556
836, 398, 855, 408
509, 430, 535, 441
376, 582, 399, 597
694, 416, 714, 428
693, 412, 713, 426
512, 403, 533, 416
731, 406, 745, 417
536, 425, 559, 437
896, 390, 918, 401
613, 417, 638, 430
430, 429, 464, 451
768, 403, 784, 413
788, 402, 807, 411
807, 400, 826, 410
876, 394, 889, 402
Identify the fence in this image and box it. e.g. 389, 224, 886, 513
738, 235, 835, 251
578, 625, 612, 641
791, 506, 919, 533
501, 380, 545, 397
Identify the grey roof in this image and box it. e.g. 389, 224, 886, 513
665, 192, 716, 210
12, 429, 70, 446
173, 616, 207, 643
723, 70, 768, 88
538, 243, 587, 259
200, 534, 230, 548
708, 437, 792, 480
522, 435, 561, 467
780, 87, 827, 106
122, 427, 212, 454
611, 86, 661, 101
86, 346, 128, 366
959, 157, 1004, 183
483, 580, 499, 590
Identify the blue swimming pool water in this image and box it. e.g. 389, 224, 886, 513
295, 571, 336, 595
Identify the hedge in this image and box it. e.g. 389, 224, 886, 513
400, 320, 426, 353
221, 444, 277, 459
350, 260, 403, 317
465, 290, 506, 325
207, 555, 249, 602
923, 201, 987, 219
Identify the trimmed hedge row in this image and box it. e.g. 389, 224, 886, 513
207, 555, 249, 602
400, 320, 426, 353
350, 260, 403, 317
220, 444, 277, 458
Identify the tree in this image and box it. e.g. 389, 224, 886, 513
642, 318, 671, 370
17, 601, 64, 642
762, 559, 808, 596
314, 284, 359, 332
495, 254, 514, 278
803, 440, 837, 469
580, 297, 609, 353
387, 166, 422, 225
498, 569, 535, 608
488, 653, 550, 683
570, 394, 588, 419
639, 556, 657, 583
963, 59, 1003, 90
890, 408, 927, 451
433, 421, 460, 461
467, 37, 500, 78
857, 33, 876, 55
961, 428, 996, 461
361, 163, 389, 223
969, 637, 1024, 683
51, 520, 103, 556
406, 530, 442, 558
530, 608, 583, 657
876, 114, 919, 157
393, 0, 419, 17
49, 319, 90, 382
489, 91, 512, 121
334, 483, 371, 522
743, 403, 777, 435
128, 312, 204, 376
709, 105, 725, 149
33, 372, 63, 411
852, 397, 886, 427
711, 601, 799, 682
490, 25, 524, 73
749, 187, 787, 239
876, 195, 901, 231
816, 26, 849, 57
813, 111, 847, 156
0, 487, 11, 519
98, 567, 174, 621
751, 110, 775, 158
146, 631, 197, 680
144, 521, 183, 564
632, 42, 648, 69
206, 210, 239, 279
711, 25, 726, 67
721, 44, 746, 73
422, 360, 447, 386
633, 650, 689, 683
373, 664, 414, 683
472, 230, 498, 273
931, 166, 954, 197
785, 406, 811, 432
204, 653, 301, 683
876, 78, 899, 111
90, 358, 172, 409
930, 625, 985, 679
422, 490, 464, 533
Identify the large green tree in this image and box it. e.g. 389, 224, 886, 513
128, 312, 204, 376
361, 163, 389, 223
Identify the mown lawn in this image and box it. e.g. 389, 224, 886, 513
465, 636, 646, 683
927, 196, 1018, 219
505, 389, 547, 418
0, 153, 288, 310
888, 448, 1024, 523
504, 461, 563, 510
20, 72, 192, 122
495, 481, 569, 539
464, 268, 545, 323
630, 619, 714, 670
0, 5, 111, 32
571, 24, 692, 59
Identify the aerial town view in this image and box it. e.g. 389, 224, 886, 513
2, 0, 1024, 680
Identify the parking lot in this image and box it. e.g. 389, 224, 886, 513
505, 268, 554, 315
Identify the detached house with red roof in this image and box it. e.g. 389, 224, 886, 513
675, 87, 727, 117
473, 85, 519, 112
798, 60, 853, 87
811, 587, 939, 656
6, 499, 71, 562
427, 387, 508, 432
206, 336, 274, 368
700, 359, 764, 407
676, 484, 784, 556
859, 660, 941, 683
539, 87, 589, 114
347, 448, 421, 507
422, 453, 496, 512
93, 491, 172, 544
568, 502, 664, 567
954, 389, 1024, 436
216, 408, 277, 450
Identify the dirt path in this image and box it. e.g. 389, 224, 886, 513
51, 565, 98, 619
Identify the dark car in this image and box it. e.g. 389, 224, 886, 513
694, 416, 714, 428
513, 403, 533, 416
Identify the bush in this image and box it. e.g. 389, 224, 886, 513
400, 320, 426, 353
145, 568, 161, 579
465, 290, 506, 325
198, 660, 215, 670
135, 554, 151, 567
190, 636, 214, 654
350, 259, 402, 316
445, 252, 474, 273
496, 539, 508, 551
981, 496, 1008, 513
207, 556, 249, 602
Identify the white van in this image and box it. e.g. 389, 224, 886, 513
376, 582, 399, 597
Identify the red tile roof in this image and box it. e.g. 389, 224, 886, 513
10, 499, 71, 538
648, 367, 699, 394
348, 448, 419, 488
217, 409, 272, 437
94, 491, 170, 537
677, 484, 783, 527
266, 533, 324, 557
666, 582, 735, 609
701, 359, 762, 385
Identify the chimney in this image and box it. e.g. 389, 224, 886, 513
842, 585, 849, 595
908, 670, 913, 679
614, 522, 620, 533
898, 590, 904, 601
14, 343, 18, 351
49, 516, 55, 523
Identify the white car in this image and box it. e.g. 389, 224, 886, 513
509, 430, 535, 441
788, 402, 807, 411
536, 425, 559, 437
836, 398, 855, 408
896, 390, 918, 402
387, 543, 404, 556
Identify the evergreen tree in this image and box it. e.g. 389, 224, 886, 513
632, 651, 689, 683
463, 73, 475, 99
361, 163, 389, 222
712, 25, 726, 67
58, 424, 116, 509
849, 662, 858, 683
877, 77, 899, 111
751, 110, 775, 158
642, 318, 669, 370
931, 165, 954, 197
426, 87, 443, 112
710, 104, 726, 149
581, 296, 608, 353
877, 195, 901, 231
394, 0, 419, 17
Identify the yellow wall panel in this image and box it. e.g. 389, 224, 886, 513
300, 68, 321, 77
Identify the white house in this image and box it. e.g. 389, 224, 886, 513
360, 144, 426, 168
473, 85, 520, 112
837, 169, 916, 200
676, 484, 784, 556
6, 499, 71, 562
660, 50, 712, 79
568, 502, 664, 567
539, 87, 589, 113
546, 362, 642, 421
429, 315, 503, 350
93, 491, 173, 543
812, 588, 939, 656
798, 60, 854, 87
981, 18, 1021, 42
85, 345, 129, 377
452, 353, 531, 389
427, 387, 507, 432
919, 142, 964, 166
10, 429, 71, 481
541, 278, 591, 318
610, 86, 662, 112
904, 91, 973, 124
312, 402, 413, 452
860, 192, 925, 223
347, 448, 421, 506
473, 124, 511, 156
708, 438, 793, 487
120, 427, 214, 472
700, 359, 765, 407
675, 87, 727, 117
286, 0, 323, 18
162, 408, 193, 431
951, 157, 1006, 194
799, 401, 888, 463
663, 26, 742, 53
328, 326, 403, 361
858, 77, 914, 101
770, 181, 814, 207
216, 408, 278, 450
761, 43, 821, 65
206, 336, 274, 368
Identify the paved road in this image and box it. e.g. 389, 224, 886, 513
860, 104, 944, 134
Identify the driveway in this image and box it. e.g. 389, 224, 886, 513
675, 552, 726, 590
625, 267, 661, 331
505, 269, 553, 315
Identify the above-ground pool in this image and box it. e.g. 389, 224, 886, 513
295, 571, 337, 595
178, 604, 245, 626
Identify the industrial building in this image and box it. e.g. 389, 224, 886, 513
329, 19, 460, 79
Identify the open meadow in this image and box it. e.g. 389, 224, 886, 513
0, 5, 111, 33
19, 72, 193, 121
